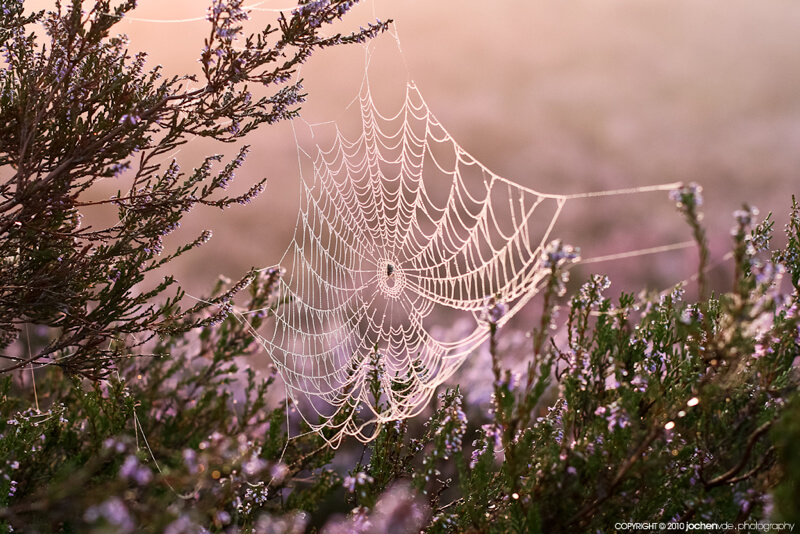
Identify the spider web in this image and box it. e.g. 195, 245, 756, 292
248, 22, 685, 445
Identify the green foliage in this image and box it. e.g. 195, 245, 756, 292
1, 187, 798, 532
0, 269, 340, 532
774, 196, 800, 289
320, 195, 798, 533
0, 0, 388, 378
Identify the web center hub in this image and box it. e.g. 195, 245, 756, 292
377, 258, 405, 298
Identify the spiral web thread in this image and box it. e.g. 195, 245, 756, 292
248, 27, 685, 445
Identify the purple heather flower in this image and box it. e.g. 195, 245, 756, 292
630, 374, 648, 393
669, 182, 703, 214
243, 453, 267, 476
343, 471, 374, 493
470, 424, 503, 469
237, 182, 265, 205
494, 371, 520, 392
733, 205, 759, 231
579, 274, 611, 306
269, 462, 289, 483
254, 512, 309, 534
182, 449, 198, 474
119, 113, 140, 126
109, 162, 130, 177
481, 296, 508, 324
215, 510, 231, 525
198, 230, 213, 245
84, 497, 135, 533
164, 515, 204, 534
119, 455, 152, 486
595, 401, 629, 432
371, 482, 430, 534
539, 239, 580, 272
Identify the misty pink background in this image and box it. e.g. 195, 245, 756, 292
32, 0, 800, 298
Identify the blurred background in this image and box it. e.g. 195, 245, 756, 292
34, 0, 800, 301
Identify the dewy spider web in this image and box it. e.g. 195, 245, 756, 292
250, 22, 685, 445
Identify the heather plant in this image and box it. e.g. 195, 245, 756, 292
1, 268, 352, 532
0, 0, 387, 530
0, 0, 387, 379
2, 0, 800, 533
343, 196, 800, 533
